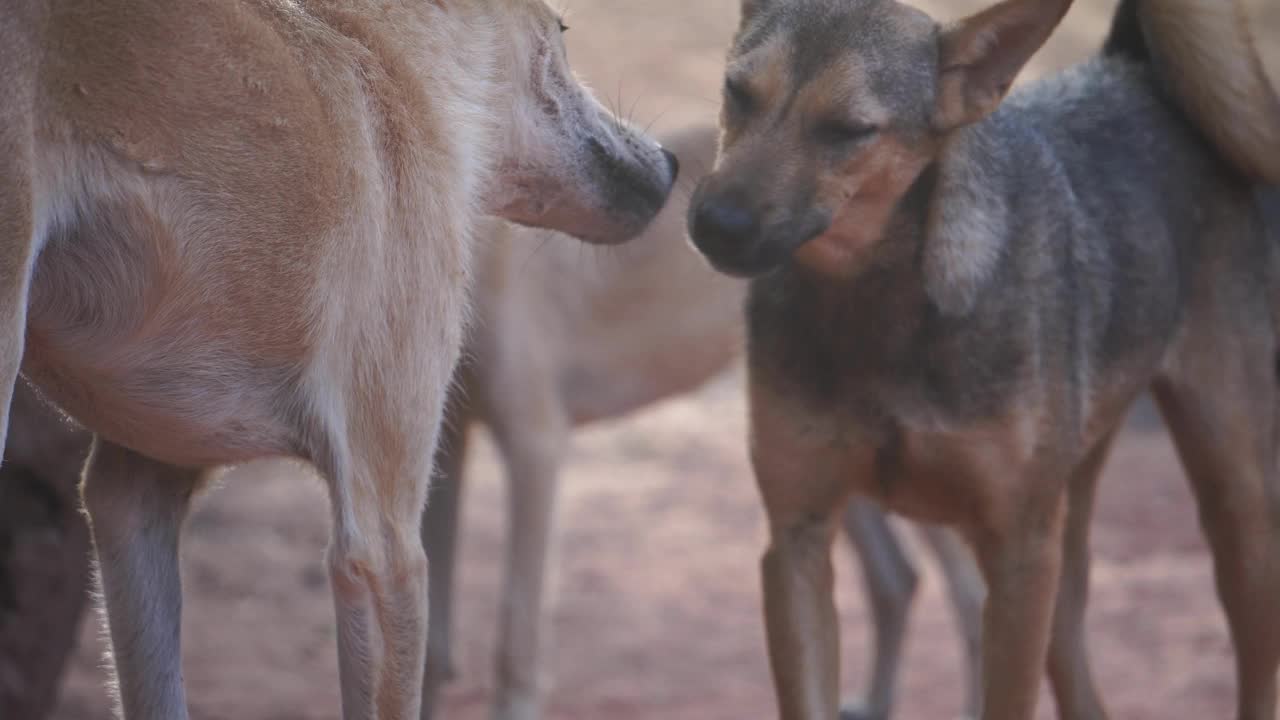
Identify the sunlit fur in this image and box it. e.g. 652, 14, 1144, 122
0, 1, 674, 718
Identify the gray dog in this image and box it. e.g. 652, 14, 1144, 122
687, 0, 1280, 718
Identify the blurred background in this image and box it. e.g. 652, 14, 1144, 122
29, 0, 1280, 718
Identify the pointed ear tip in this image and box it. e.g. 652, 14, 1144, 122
936, 0, 1070, 81
942, 0, 1074, 44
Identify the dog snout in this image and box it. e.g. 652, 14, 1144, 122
691, 195, 758, 246
689, 189, 833, 278
688, 193, 778, 277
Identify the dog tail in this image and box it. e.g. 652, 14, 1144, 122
1106, 0, 1280, 184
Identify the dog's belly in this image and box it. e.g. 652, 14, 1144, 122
22, 334, 299, 469
23, 200, 313, 468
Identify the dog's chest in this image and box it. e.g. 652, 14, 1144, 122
754, 380, 1034, 529
750, 261, 1034, 402
746, 270, 1039, 527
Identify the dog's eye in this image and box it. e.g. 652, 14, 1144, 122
724, 78, 755, 114
816, 120, 879, 146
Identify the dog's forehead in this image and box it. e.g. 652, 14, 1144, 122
731, 0, 938, 113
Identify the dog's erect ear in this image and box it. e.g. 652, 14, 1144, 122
933, 0, 1074, 131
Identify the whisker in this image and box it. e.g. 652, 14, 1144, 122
643, 106, 672, 135
627, 86, 646, 127
518, 227, 558, 274
615, 80, 628, 132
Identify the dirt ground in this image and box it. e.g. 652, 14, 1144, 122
52, 1, 1267, 718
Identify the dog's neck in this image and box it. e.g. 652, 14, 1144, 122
748, 120, 1017, 391
779, 154, 935, 304
751, 165, 936, 373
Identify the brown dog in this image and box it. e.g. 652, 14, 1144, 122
0, 1, 675, 718
686, 0, 1280, 718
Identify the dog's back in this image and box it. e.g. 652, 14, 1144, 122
996, 51, 1263, 387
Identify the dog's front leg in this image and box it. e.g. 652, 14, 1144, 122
762, 506, 843, 719
1045, 435, 1112, 720
973, 484, 1067, 720
81, 438, 203, 720
751, 387, 852, 720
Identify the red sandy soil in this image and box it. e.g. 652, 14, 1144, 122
51, 1, 1268, 718
52, 373, 1236, 720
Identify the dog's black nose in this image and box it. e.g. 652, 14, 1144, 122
691, 196, 757, 242
688, 195, 772, 277
660, 147, 680, 180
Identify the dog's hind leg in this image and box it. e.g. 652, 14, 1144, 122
310, 366, 457, 720
839, 499, 918, 720
1154, 345, 1280, 720
1045, 433, 1113, 720
322, 433, 438, 720
486, 381, 569, 720
917, 524, 985, 720
311, 192, 471, 720
80, 438, 203, 720
421, 390, 474, 720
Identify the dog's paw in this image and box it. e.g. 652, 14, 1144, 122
839, 700, 888, 720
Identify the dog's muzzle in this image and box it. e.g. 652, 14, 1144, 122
688, 192, 830, 278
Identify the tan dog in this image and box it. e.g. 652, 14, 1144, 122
0, 1, 676, 718
418, 125, 984, 720
686, 0, 1280, 718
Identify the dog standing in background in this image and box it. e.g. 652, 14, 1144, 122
0, 1, 676, 718
420, 125, 984, 720
687, 0, 1280, 718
